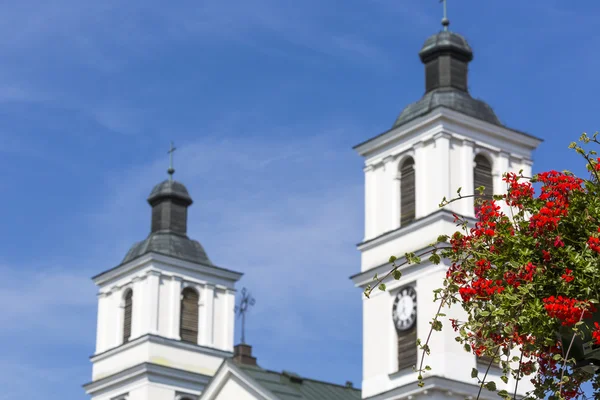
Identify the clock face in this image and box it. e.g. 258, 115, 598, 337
392, 286, 417, 332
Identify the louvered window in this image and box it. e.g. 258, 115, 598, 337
400, 158, 416, 226
180, 288, 199, 344
474, 154, 493, 213
398, 326, 418, 370
123, 289, 133, 343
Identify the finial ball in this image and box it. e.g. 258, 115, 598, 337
441, 17, 449, 27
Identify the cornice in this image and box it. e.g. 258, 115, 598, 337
353, 107, 542, 158
90, 334, 233, 362
356, 209, 460, 252
363, 375, 505, 400
92, 252, 243, 287
83, 362, 212, 396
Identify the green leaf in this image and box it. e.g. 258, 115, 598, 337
389, 255, 397, 263
424, 365, 431, 371
429, 253, 441, 264
378, 283, 386, 292
485, 381, 497, 392
500, 375, 508, 384
393, 270, 402, 280
497, 389, 509, 397
471, 368, 478, 378
437, 235, 449, 243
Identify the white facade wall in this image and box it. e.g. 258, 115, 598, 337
359, 109, 540, 245
93, 257, 237, 356
88, 253, 241, 400
355, 108, 542, 399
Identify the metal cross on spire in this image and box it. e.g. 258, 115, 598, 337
440, 0, 450, 31
167, 141, 176, 181
235, 287, 256, 345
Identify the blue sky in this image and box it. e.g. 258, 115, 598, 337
0, 0, 598, 399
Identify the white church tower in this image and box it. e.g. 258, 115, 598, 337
84, 158, 242, 400
351, 16, 542, 400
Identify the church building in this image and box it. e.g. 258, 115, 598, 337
83, 14, 542, 400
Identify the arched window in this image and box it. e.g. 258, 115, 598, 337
474, 154, 493, 212
123, 289, 133, 343
400, 157, 416, 226
180, 287, 199, 344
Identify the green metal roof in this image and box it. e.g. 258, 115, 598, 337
237, 363, 361, 400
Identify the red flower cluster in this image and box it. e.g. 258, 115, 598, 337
503, 262, 537, 288
542, 296, 596, 326
588, 236, 600, 253
561, 268, 574, 283
527, 171, 583, 237
472, 201, 503, 239
593, 322, 600, 345
503, 172, 534, 207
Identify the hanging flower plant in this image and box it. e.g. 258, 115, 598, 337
366, 133, 600, 399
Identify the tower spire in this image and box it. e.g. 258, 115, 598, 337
167, 141, 176, 181
440, 0, 449, 31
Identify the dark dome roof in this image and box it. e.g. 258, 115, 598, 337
419, 31, 473, 62
121, 231, 212, 266
391, 29, 502, 129
392, 88, 502, 128
148, 180, 192, 206
118, 177, 214, 266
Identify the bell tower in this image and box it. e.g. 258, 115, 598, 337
84, 148, 242, 400
351, 16, 542, 400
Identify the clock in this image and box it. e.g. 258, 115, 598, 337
392, 286, 417, 332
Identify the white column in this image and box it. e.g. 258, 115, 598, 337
413, 141, 426, 219
169, 276, 182, 339
461, 139, 475, 217
225, 289, 235, 351
497, 151, 510, 216
204, 284, 215, 347
131, 277, 143, 339
146, 270, 161, 335
114, 288, 124, 347
364, 165, 375, 240
95, 292, 108, 353
383, 155, 397, 232
433, 132, 451, 214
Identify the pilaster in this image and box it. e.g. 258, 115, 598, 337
169, 276, 183, 340
131, 276, 144, 339
497, 151, 511, 216
95, 292, 109, 353
146, 270, 161, 335
383, 155, 398, 232
364, 164, 375, 240
433, 132, 451, 214
461, 139, 475, 217
203, 284, 215, 347
413, 141, 427, 219
223, 288, 235, 351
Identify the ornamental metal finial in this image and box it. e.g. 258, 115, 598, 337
235, 287, 256, 344
167, 141, 176, 181
440, 0, 449, 31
